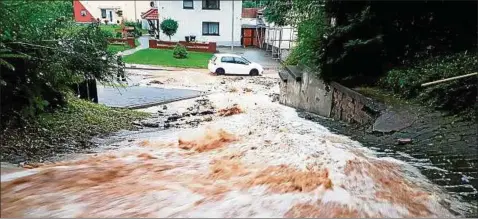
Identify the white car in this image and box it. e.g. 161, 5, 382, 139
208, 54, 264, 76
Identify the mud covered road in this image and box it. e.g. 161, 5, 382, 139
0, 69, 470, 217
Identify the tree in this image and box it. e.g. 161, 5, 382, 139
0, 1, 121, 125
160, 18, 179, 41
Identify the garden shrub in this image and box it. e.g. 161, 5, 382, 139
173, 44, 188, 59
0, 1, 121, 126
380, 51, 477, 113
160, 18, 179, 41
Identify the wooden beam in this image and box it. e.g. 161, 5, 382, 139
421, 72, 477, 87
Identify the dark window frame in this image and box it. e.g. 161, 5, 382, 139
101, 9, 107, 18
183, 0, 194, 9
202, 0, 220, 10
202, 22, 220, 36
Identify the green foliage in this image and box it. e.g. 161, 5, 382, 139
319, 0, 477, 82
242, 1, 257, 8
1, 97, 149, 162
124, 21, 143, 38
123, 49, 212, 68
285, 2, 327, 69
262, 0, 290, 26
160, 18, 179, 41
173, 44, 188, 59
266, 0, 327, 70
0, 0, 122, 125
380, 52, 477, 113
99, 24, 119, 37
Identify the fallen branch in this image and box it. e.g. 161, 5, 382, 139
421, 72, 477, 87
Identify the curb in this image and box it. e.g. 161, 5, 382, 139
118, 92, 209, 110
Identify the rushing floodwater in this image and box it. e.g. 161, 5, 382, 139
1, 79, 470, 217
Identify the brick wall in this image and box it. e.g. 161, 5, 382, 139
149, 40, 217, 53
242, 8, 259, 18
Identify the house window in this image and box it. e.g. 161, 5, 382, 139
202, 22, 219, 36
202, 0, 219, 10
183, 0, 194, 9
80, 10, 87, 16
101, 9, 107, 18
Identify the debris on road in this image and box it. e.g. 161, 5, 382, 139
397, 138, 413, 145
217, 104, 243, 117
149, 80, 164, 84
228, 87, 239, 92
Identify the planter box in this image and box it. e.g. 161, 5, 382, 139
149, 39, 217, 53
108, 38, 135, 48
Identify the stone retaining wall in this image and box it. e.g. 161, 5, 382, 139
279, 65, 384, 125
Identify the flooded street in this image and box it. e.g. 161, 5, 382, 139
0, 69, 471, 217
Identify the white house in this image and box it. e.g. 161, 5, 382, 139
155, 0, 242, 46
74, 0, 151, 24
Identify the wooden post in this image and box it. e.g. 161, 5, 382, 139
421, 72, 477, 87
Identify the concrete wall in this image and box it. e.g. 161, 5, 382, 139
279, 66, 383, 125
279, 66, 332, 117
81, 1, 151, 24
156, 0, 242, 46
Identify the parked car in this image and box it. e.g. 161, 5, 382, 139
208, 54, 264, 76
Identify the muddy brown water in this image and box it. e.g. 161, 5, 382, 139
298, 107, 478, 217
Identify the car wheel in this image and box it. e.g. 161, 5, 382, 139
249, 69, 259, 76
216, 68, 225, 75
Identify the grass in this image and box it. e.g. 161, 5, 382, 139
100, 24, 121, 36
107, 38, 141, 54
1, 97, 149, 163
123, 49, 213, 68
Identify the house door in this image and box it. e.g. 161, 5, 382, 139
108, 10, 113, 22
242, 28, 254, 47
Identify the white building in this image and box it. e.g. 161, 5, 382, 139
155, 0, 242, 46
75, 1, 151, 24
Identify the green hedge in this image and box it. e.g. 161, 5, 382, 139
380, 52, 477, 113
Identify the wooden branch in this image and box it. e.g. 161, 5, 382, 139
421, 72, 478, 87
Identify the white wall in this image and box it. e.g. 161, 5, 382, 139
82, 1, 151, 24
156, 0, 242, 46
263, 23, 297, 50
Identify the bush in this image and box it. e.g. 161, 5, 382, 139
0, 1, 121, 126
1, 96, 149, 162
243, 1, 257, 8
124, 21, 143, 38
380, 52, 477, 113
173, 44, 188, 59
160, 18, 178, 41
